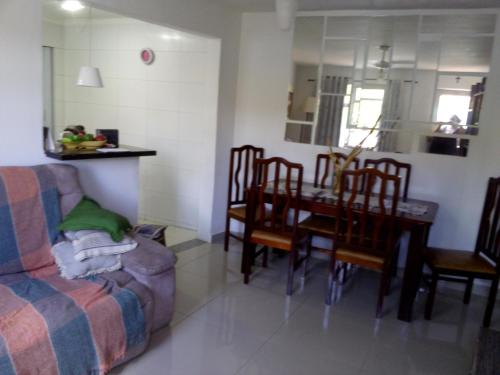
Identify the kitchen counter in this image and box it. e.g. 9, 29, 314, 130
45, 145, 156, 161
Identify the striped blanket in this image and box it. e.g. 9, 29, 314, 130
0, 166, 147, 374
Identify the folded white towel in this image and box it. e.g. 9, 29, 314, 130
52, 241, 122, 280
64, 230, 138, 261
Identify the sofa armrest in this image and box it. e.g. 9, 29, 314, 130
122, 236, 177, 276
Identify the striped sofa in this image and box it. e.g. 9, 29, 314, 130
0, 164, 176, 375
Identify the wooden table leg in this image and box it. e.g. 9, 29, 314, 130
398, 224, 428, 322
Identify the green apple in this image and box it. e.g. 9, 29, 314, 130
70, 134, 83, 143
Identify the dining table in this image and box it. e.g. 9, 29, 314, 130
243, 180, 439, 323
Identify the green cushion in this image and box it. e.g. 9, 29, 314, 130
58, 197, 132, 242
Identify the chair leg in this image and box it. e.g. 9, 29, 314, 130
385, 276, 392, 297
464, 277, 474, 305
243, 243, 256, 284
224, 215, 231, 252
392, 241, 401, 277
326, 255, 338, 306
376, 271, 390, 318
425, 272, 439, 320
341, 263, 348, 284
286, 247, 297, 296
262, 246, 269, 268
302, 235, 312, 278
483, 277, 499, 328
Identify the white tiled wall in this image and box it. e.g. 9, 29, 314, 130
46, 16, 216, 230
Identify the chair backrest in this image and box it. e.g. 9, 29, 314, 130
334, 168, 401, 259
363, 158, 412, 200
475, 177, 500, 266
250, 157, 303, 235
314, 153, 360, 189
227, 145, 264, 208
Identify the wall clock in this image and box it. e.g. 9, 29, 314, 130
140, 48, 155, 65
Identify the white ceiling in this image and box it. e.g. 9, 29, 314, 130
43, 0, 123, 22
208, 0, 500, 12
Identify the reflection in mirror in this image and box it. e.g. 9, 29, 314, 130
285, 12, 497, 157
433, 74, 485, 135
285, 123, 312, 144
289, 17, 322, 123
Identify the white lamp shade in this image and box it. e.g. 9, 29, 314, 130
302, 96, 317, 113
275, 0, 298, 31
76, 66, 104, 87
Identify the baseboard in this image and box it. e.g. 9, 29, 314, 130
210, 232, 225, 243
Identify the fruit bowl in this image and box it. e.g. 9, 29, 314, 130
60, 140, 106, 150
80, 140, 107, 150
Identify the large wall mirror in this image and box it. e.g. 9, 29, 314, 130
284, 13, 497, 157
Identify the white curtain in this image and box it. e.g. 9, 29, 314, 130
315, 76, 349, 146
377, 79, 402, 152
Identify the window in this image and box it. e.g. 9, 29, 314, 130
436, 94, 471, 125
339, 86, 385, 148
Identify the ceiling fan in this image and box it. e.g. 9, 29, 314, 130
373, 44, 415, 69
373, 45, 392, 70
369, 45, 417, 83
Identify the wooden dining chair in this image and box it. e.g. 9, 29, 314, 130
224, 145, 264, 252
363, 158, 411, 200
424, 176, 500, 327
326, 168, 401, 318
314, 152, 361, 189
299, 152, 361, 249
242, 157, 310, 295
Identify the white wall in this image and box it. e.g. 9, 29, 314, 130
0, 2, 140, 222
43, 16, 219, 232
86, 0, 242, 239
234, 12, 500, 251
0, 0, 241, 240
0, 1, 45, 165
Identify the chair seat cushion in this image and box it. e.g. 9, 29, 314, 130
335, 248, 384, 270
299, 215, 336, 237
228, 205, 269, 222
228, 205, 247, 221
250, 229, 293, 250
250, 229, 307, 251
425, 248, 496, 276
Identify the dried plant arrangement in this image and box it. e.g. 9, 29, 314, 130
328, 114, 383, 193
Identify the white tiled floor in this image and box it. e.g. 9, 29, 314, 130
165, 226, 198, 247
111, 239, 496, 375
139, 223, 198, 247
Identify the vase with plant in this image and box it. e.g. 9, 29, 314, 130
329, 114, 382, 194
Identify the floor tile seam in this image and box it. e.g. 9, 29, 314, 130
169, 238, 208, 254
175, 248, 242, 271
232, 296, 307, 375
176, 266, 244, 285
175, 252, 241, 274
173, 283, 231, 321
171, 247, 214, 270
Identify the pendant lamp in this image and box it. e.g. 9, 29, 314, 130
77, 7, 104, 88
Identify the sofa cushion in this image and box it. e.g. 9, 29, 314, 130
0, 166, 61, 275
122, 236, 177, 275
46, 164, 84, 217
51, 240, 122, 279
65, 230, 137, 261
0, 270, 149, 374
